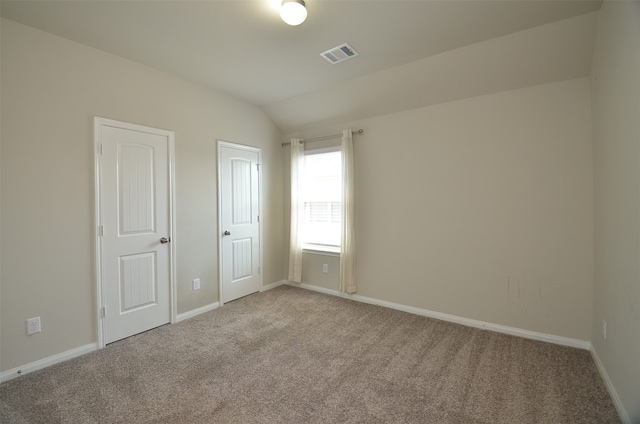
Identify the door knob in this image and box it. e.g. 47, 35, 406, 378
224, 231, 231, 236
160, 237, 170, 244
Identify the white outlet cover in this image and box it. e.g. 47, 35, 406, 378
192, 278, 201, 291
27, 317, 41, 335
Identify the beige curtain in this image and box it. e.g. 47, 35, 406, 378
340, 130, 357, 293
288, 139, 304, 282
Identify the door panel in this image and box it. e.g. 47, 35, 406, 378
119, 252, 156, 312
232, 159, 252, 224
232, 238, 253, 279
118, 144, 155, 234
219, 143, 261, 303
98, 121, 172, 344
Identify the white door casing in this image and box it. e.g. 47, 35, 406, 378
218, 141, 262, 304
94, 117, 176, 347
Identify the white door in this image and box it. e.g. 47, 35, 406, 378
95, 118, 174, 345
218, 142, 261, 303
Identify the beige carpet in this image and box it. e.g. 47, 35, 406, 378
0, 285, 620, 423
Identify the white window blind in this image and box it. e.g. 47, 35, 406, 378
302, 149, 341, 250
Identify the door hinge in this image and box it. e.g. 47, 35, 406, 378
97, 143, 103, 155
101, 306, 106, 318
256, 163, 260, 171
98, 225, 104, 236
258, 266, 261, 274
257, 215, 260, 223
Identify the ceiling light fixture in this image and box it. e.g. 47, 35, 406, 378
280, 0, 307, 26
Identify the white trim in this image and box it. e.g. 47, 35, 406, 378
94, 120, 105, 348
260, 280, 288, 292
256, 147, 264, 294
302, 247, 340, 257
591, 346, 631, 424
0, 343, 98, 383
286, 282, 591, 350
305, 145, 341, 155
168, 128, 178, 325
93, 117, 177, 348
217, 140, 263, 305
175, 302, 220, 323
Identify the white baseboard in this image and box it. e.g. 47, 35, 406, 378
175, 302, 220, 323
261, 280, 288, 292
167, 280, 289, 322
0, 343, 98, 383
286, 281, 591, 350
590, 346, 631, 424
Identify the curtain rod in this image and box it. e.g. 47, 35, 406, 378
281, 129, 364, 146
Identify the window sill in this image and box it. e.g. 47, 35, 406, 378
302, 245, 340, 257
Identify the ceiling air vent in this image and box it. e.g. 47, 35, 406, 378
320, 43, 359, 64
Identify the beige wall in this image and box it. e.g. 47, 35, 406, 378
285, 78, 594, 341
0, 19, 285, 372
591, 1, 640, 422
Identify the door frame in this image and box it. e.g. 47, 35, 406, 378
217, 140, 263, 305
93, 117, 177, 348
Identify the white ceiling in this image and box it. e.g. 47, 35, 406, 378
0, 0, 602, 133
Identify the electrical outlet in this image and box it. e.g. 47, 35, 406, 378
322, 264, 328, 273
192, 278, 201, 291
602, 319, 607, 340
27, 317, 41, 335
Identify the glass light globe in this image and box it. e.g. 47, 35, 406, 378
281, 0, 307, 26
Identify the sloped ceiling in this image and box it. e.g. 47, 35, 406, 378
0, 0, 601, 133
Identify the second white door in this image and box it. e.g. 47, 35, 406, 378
219, 142, 261, 303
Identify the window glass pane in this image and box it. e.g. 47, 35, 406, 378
306, 202, 329, 222
302, 150, 341, 248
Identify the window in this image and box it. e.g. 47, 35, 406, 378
301, 148, 341, 252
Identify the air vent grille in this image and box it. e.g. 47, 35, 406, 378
320, 43, 359, 64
